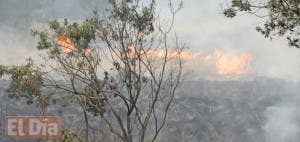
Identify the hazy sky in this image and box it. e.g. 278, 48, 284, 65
164, 0, 300, 81
0, 0, 299, 81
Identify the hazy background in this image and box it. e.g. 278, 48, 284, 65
0, 0, 299, 81
0, 0, 108, 65
1, 1, 300, 142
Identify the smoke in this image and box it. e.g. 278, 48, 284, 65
165, 0, 300, 81
1, 1, 300, 142
0, 0, 108, 65
264, 104, 300, 142
263, 83, 300, 142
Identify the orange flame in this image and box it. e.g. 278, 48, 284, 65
125, 45, 201, 59
206, 50, 253, 75
57, 35, 93, 55
56, 39, 253, 77
57, 35, 76, 53
123, 45, 253, 76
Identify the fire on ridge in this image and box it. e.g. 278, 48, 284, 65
57, 37, 253, 77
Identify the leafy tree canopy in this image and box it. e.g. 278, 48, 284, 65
224, 0, 300, 48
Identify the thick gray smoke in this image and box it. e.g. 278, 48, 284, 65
264, 104, 300, 142
262, 79, 300, 142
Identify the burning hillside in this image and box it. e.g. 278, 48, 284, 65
57, 36, 253, 79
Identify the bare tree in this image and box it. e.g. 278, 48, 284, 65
0, 0, 184, 141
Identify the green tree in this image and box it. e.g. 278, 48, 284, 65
224, 0, 300, 48
0, 0, 184, 141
